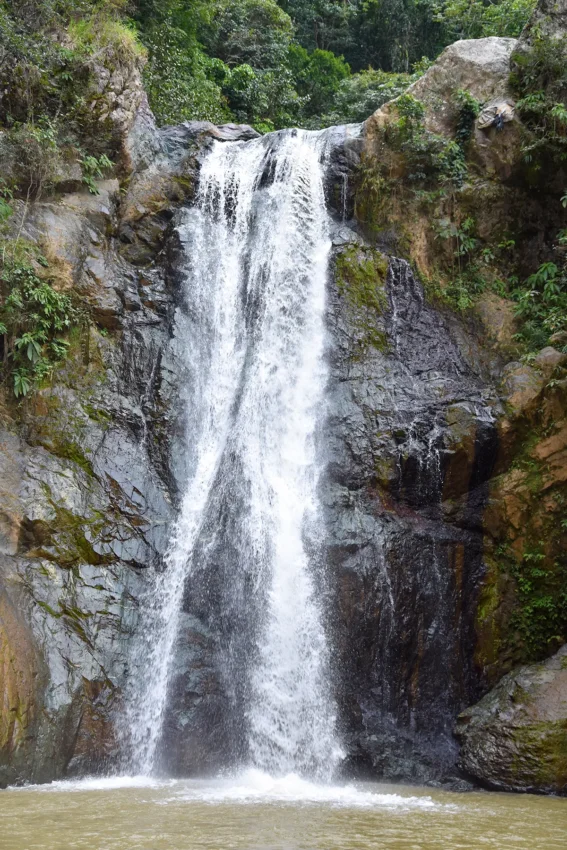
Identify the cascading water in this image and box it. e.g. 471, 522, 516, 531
122, 129, 341, 780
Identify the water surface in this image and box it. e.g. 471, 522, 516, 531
2, 772, 565, 850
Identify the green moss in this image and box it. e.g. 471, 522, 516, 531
36, 600, 59, 618
335, 245, 390, 354
30, 502, 110, 569
54, 507, 108, 567
83, 404, 111, 424
52, 438, 94, 477
336, 245, 388, 310
475, 557, 506, 671
511, 720, 567, 787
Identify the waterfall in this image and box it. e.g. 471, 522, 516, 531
122, 129, 341, 780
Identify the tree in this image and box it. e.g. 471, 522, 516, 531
201, 0, 294, 69
289, 44, 350, 115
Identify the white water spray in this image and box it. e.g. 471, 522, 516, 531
123, 129, 341, 780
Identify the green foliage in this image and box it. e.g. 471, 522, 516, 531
202, 0, 294, 69
80, 153, 113, 194
301, 60, 432, 128
0, 1, 145, 175
454, 88, 481, 146
278, 0, 356, 54
437, 0, 536, 41
0, 121, 62, 199
142, 22, 230, 126
335, 244, 389, 353
0, 0, 540, 134
0, 259, 81, 397
137, 0, 299, 128
508, 546, 567, 657
512, 256, 567, 350
222, 63, 302, 129
352, 0, 445, 73
386, 94, 469, 186
512, 32, 567, 167
280, 0, 534, 74
288, 45, 349, 118
68, 12, 146, 63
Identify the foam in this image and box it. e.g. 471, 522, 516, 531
167, 769, 440, 810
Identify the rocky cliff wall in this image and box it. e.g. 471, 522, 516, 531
1, 6, 566, 794
332, 14, 567, 793
0, 97, 260, 784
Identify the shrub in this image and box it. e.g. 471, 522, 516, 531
0, 259, 81, 397
68, 13, 146, 65
511, 32, 567, 166
512, 255, 567, 349
288, 45, 350, 118
0, 121, 62, 198
142, 21, 230, 125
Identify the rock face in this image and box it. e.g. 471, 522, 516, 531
517, 0, 567, 46
0, 116, 257, 786
0, 176, 178, 785
323, 230, 500, 783
365, 37, 516, 141
456, 645, 567, 793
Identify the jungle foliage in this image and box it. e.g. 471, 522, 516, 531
0, 0, 537, 136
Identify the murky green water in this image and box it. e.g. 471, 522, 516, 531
1, 772, 565, 850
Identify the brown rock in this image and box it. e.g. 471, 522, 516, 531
475, 292, 518, 351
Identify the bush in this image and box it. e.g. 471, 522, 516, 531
512, 32, 567, 166
142, 22, 229, 125
0, 2, 142, 161
313, 63, 427, 128
0, 121, 62, 199
288, 45, 350, 118
438, 0, 536, 40
0, 258, 81, 397
201, 0, 294, 69
68, 13, 146, 64
222, 63, 302, 129
512, 254, 567, 350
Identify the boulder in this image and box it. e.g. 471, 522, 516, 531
365, 37, 517, 142
456, 644, 567, 794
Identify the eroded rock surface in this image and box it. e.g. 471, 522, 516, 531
0, 115, 257, 785
324, 235, 500, 783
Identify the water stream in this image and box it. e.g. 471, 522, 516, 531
123, 129, 340, 778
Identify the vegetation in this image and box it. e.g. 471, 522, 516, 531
0, 0, 537, 135
0, 253, 82, 398
335, 245, 389, 353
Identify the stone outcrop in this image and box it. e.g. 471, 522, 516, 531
349, 0, 567, 795
0, 116, 257, 786
365, 37, 517, 142
456, 644, 567, 793
324, 231, 500, 784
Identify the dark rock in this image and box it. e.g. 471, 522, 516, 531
325, 247, 500, 783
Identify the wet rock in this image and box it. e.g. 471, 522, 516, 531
325, 245, 499, 783
456, 644, 567, 794
0, 102, 209, 785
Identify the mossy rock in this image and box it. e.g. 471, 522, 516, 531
335, 245, 390, 355
457, 644, 567, 794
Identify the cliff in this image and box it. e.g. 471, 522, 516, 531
0, 0, 566, 794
